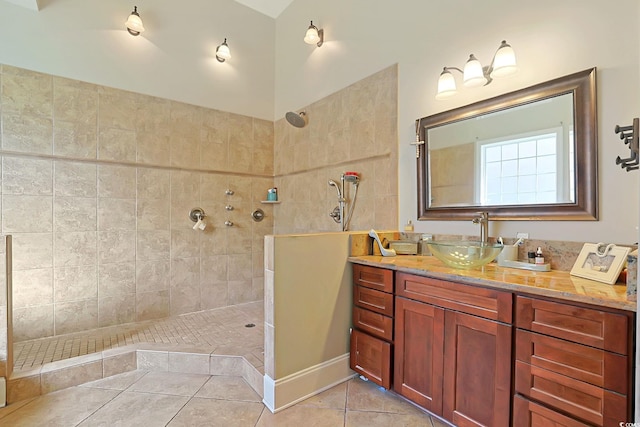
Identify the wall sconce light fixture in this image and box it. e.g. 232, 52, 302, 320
436, 40, 517, 100
216, 38, 231, 62
125, 6, 145, 36
304, 21, 324, 47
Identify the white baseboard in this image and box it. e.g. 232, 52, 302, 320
263, 353, 356, 413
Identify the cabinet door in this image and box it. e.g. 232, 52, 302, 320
443, 310, 512, 427
393, 296, 445, 414
513, 395, 589, 427
350, 329, 391, 389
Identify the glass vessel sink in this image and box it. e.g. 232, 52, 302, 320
427, 241, 504, 269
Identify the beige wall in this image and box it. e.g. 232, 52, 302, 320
273, 65, 398, 234
1, 65, 274, 341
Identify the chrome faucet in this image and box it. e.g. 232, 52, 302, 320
472, 212, 489, 243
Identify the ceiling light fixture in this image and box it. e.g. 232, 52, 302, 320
125, 6, 145, 36
436, 40, 518, 100
304, 21, 323, 47
216, 38, 231, 63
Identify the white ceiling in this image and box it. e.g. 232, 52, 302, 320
2, 0, 296, 17
232, 0, 295, 18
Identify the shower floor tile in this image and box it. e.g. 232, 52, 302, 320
13, 301, 264, 372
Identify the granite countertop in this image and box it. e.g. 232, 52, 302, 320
348, 255, 637, 312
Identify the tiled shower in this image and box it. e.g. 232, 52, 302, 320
0, 63, 399, 346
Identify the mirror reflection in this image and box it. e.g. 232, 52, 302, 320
417, 68, 597, 221
428, 93, 575, 208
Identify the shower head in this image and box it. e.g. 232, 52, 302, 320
285, 111, 307, 128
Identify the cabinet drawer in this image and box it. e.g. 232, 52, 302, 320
515, 296, 629, 354
354, 285, 393, 316
513, 395, 589, 427
515, 360, 627, 426
353, 264, 393, 293
353, 306, 393, 341
516, 330, 627, 394
350, 329, 392, 389
396, 272, 512, 323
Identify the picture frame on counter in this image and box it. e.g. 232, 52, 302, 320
570, 243, 631, 285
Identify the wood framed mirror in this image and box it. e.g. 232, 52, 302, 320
417, 67, 597, 221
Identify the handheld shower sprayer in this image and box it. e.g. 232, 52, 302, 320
327, 172, 360, 231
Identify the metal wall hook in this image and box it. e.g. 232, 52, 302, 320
224, 220, 234, 227
614, 117, 639, 171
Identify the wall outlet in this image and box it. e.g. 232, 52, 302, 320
516, 232, 529, 239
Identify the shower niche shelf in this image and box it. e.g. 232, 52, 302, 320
260, 200, 281, 204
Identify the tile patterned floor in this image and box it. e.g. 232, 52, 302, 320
0, 371, 448, 427
13, 302, 265, 372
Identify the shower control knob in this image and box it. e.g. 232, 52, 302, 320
224, 220, 234, 227
225, 205, 234, 211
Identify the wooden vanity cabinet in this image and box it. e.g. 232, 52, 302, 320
394, 272, 512, 427
350, 264, 394, 389
514, 295, 634, 426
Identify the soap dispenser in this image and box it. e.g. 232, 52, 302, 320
404, 220, 414, 232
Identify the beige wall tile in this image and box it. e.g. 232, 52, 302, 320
98, 198, 136, 231
2, 157, 52, 195
137, 350, 169, 371
2, 113, 53, 154
137, 198, 170, 231
98, 165, 136, 198
13, 304, 54, 340
41, 360, 103, 394
98, 87, 138, 131
136, 290, 170, 321
200, 282, 228, 310
53, 77, 98, 124
137, 132, 170, 166
228, 280, 253, 305
13, 232, 53, 270
53, 197, 96, 232
228, 254, 252, 281
136, 230, 170, 261
98, 294, 135, 327
13, 268, 53, 308
53, 120, 98, 159
97, 230, 135, 264
136, 260, 170, 293
170, 170, 200, 203
54, 161, 97, 197
170, 134, 200, 169
98, 262, 135, 296
7, 373, 41, 404
200, 138, 228, 171
98, 127, 136, 162
137, 168, 170, 199
103, 351, 137, 378
171, 229, 200, 259
200, 255, 227, 284
168, 352, 209, 374
54, 231, 97, 267
54, 265, 97, 303
2, 66, 52, 116
2, 195, 52, 233
54, 299, 98, 335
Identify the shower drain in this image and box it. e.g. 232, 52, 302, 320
245, 323, 256, 328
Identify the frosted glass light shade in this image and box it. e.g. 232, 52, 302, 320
125, 6, 145, 36
216, 39, 231, 62
303, 21, 323, 46
436, 69, 457, 100
304, 26, 319, 44
490, 41, 518, 78
463, 54, 487, 88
